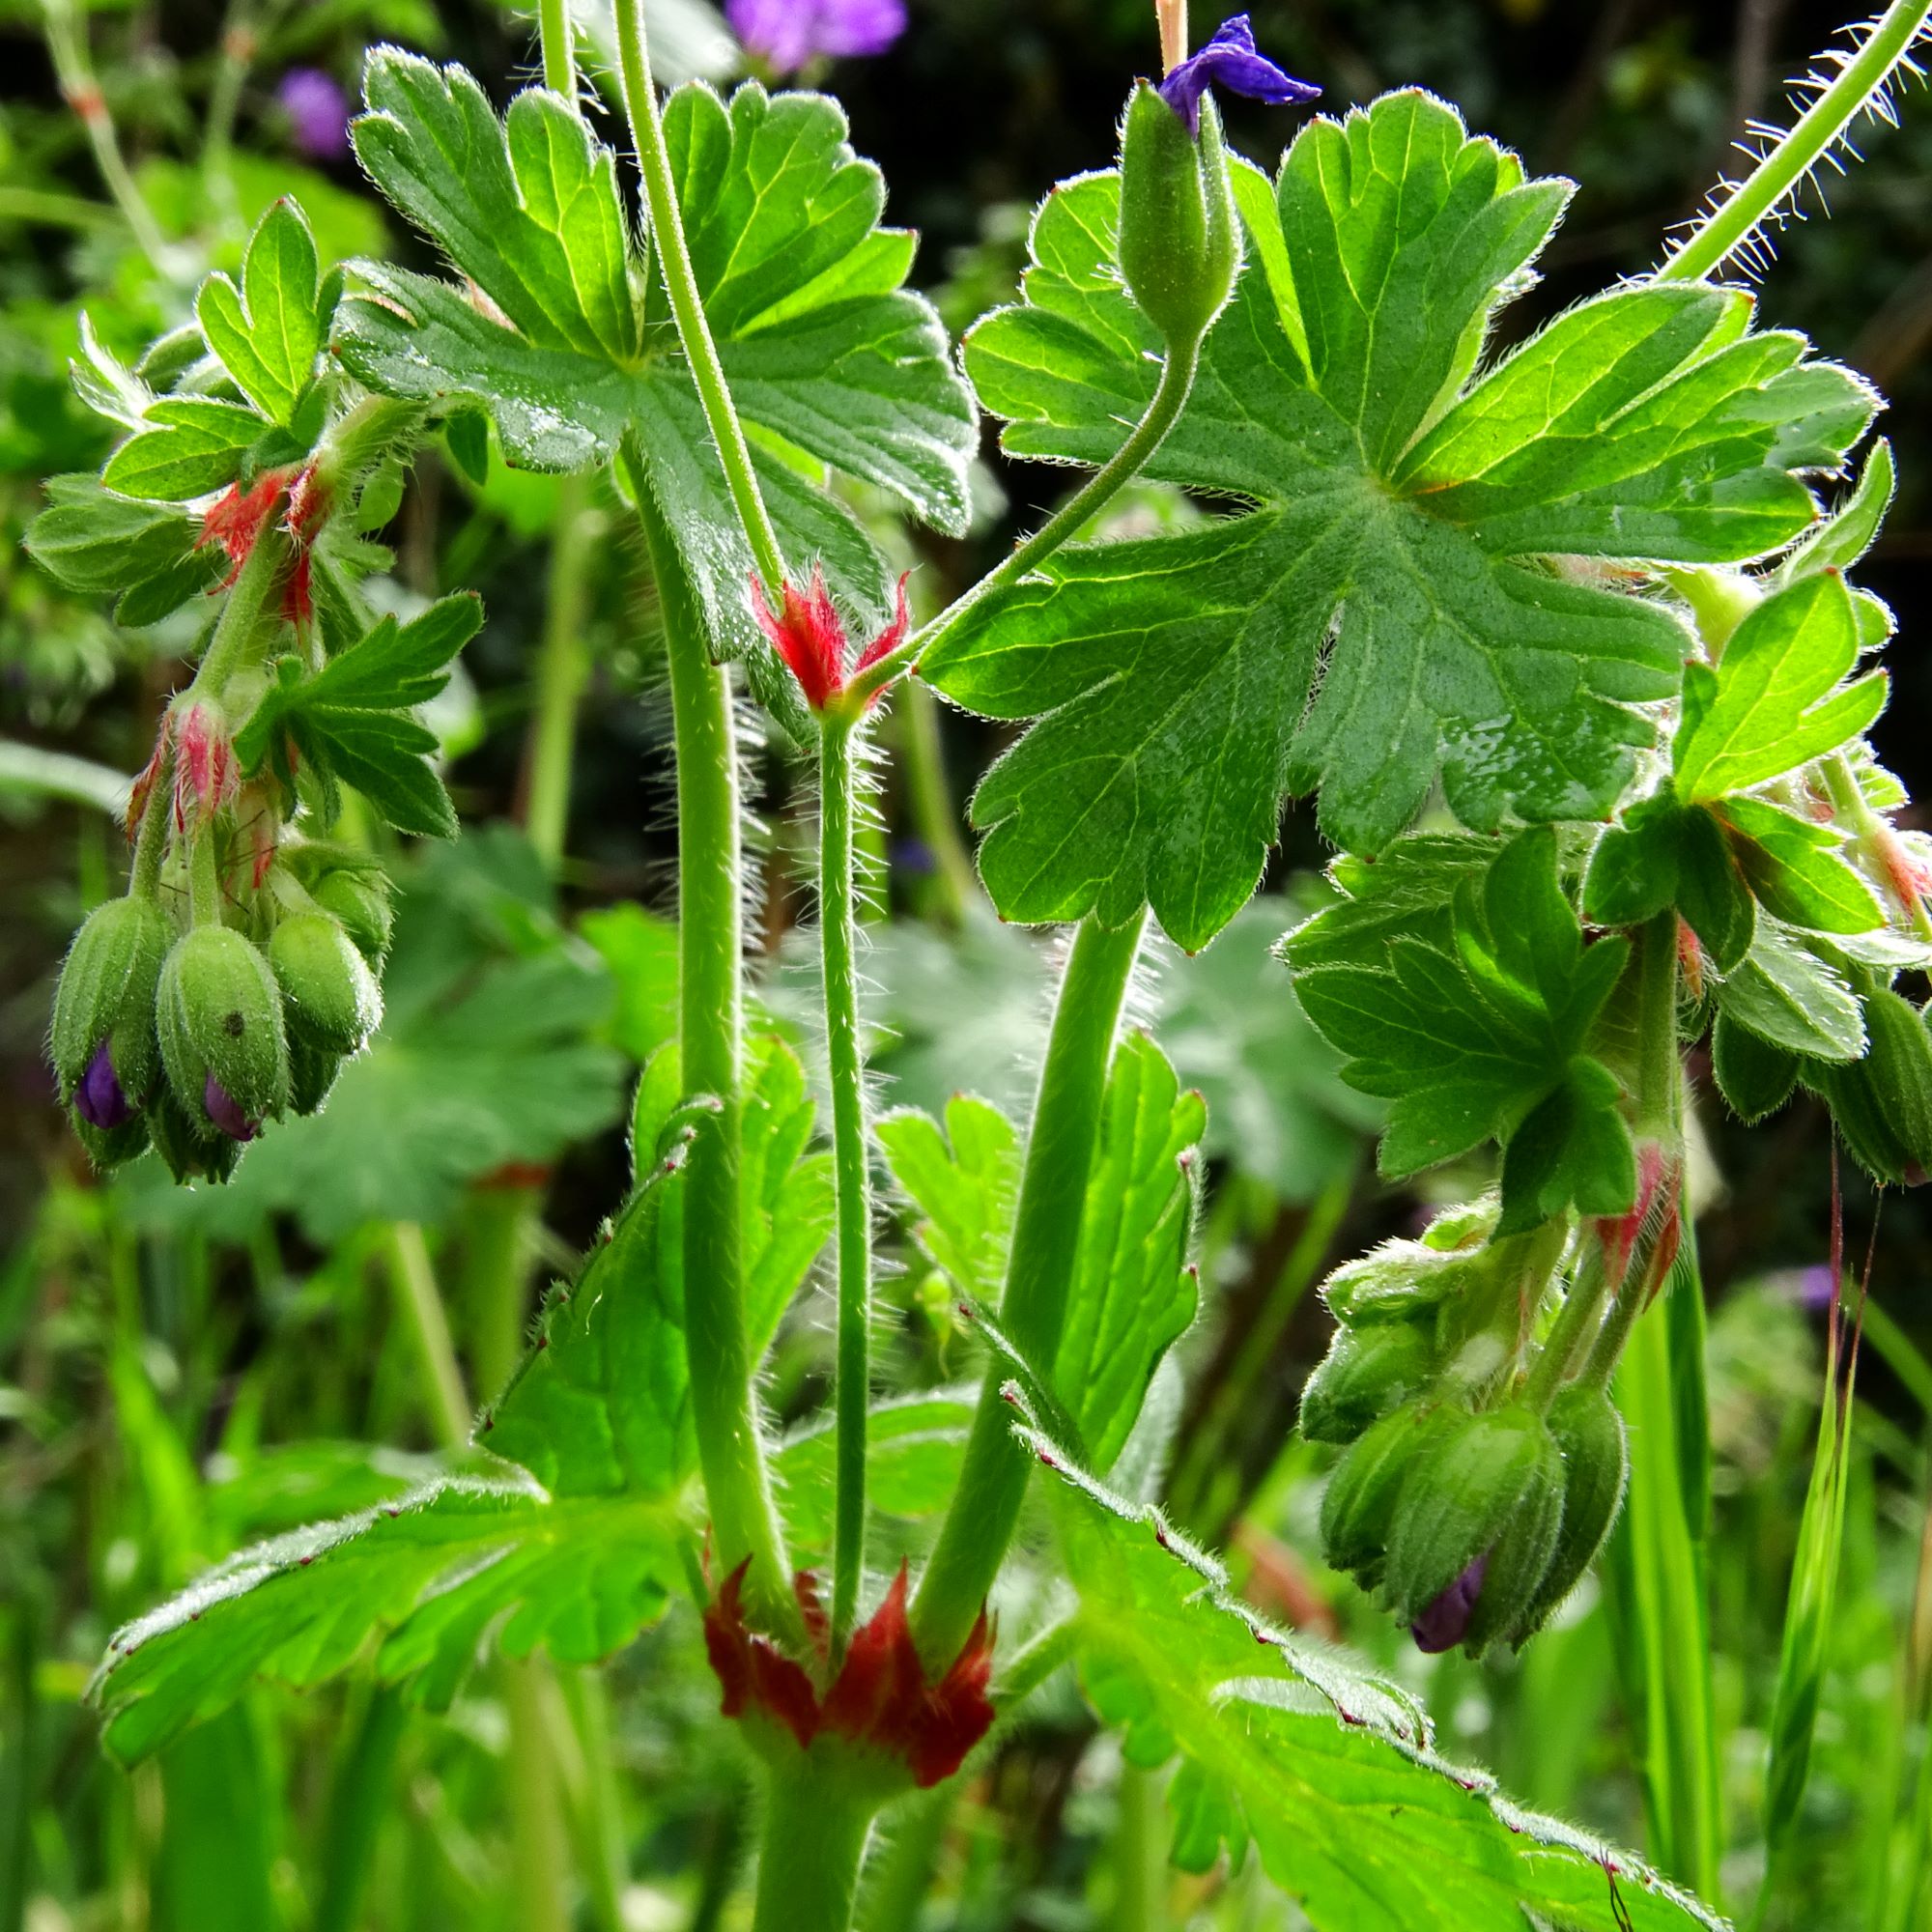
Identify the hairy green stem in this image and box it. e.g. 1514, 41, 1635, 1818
41, 0, 176, 278
751, 1771, 875, 1932
1522, 1241, 1610, 1409
504, 1662, 572, 1932
1822, 750, 1932, 942
537, 0, 575, 95
611, 0, 786, 591
186, 825, 222, 927
184, 526, 286, 704
847, 337, 1202, 709
626, 442, 799, 1639
856, 1790, 952, 1932
129, 743, 174, 902
525, 477, 595, 868
911, 911, 1147, 1667
818, 716, 875, 1651
1658, 0, 1932, 283
1634, 912, 1682, 1141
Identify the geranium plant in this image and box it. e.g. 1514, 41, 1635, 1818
31, 0, 1932, 1925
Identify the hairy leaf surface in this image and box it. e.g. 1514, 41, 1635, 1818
923, 91, 1873, 949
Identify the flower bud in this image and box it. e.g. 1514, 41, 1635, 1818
147, 1083, 242, 1184
49, 895, 171, 1132
1514, 1382, 1629, 1641
156, 924, 290, 1143
1117, 81, 1238, 351
269, 912, 382, 1053
1712, 1009, 1797, 1125
285, 844, 393, 962
1318, 1401, 1456, 1582
1298, 1321, 1437, 1445
1385, 1406, 1564, 1656
289, 1034, 347, 1116
1816, 988, 1932, 1185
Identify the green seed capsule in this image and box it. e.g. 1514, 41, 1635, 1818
1319, 1401, 1457, 1579
270, 913, 382, 1053
156, 924, 290, 1142
285, 843, 394, 963
1513, 1382, 1629, 1642
49, 895, 171, 1115
1384, 1406, 1563, 1634
1299, 1322, 1438, 1445
1116, 82, 1238, 351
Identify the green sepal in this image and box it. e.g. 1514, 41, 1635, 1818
49, 895, 171, 1105
283, 844, 395, 962
1812, 988, 1932, 1184
1716, 796, 1885, 936
156, 925, 292, 1136
269, 913, 383, 1053
146, 1083, 242, 1185
1298, 1322, 1439, 1445
1711, 1009, 1799, 1122
1117, 85, 1238, 351
1317, 1400, 1456, 1577
1516, 1382, 1628, 1640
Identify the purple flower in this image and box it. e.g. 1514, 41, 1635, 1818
727, 0, 905, 74
278, 69, 351, 161
1158, 14, 1320, 138
204, 1071, 258, 1143
76, 1042, 133, 1130
1410, 1551, 1490, 1655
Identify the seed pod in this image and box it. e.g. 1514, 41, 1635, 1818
156, 924, 290, 1142
1384, 1406, 1563, 1640
49, 895, 171, 1122
1712, 1009, 1798, 1124
270, 912, 382, 1053
1513, 1382, 1629, 1642
1319, 1401, 1457, 1580
1299, 1322, 1438, 1445
1117, 82, 1238, 351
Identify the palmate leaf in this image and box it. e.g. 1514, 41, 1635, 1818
878, 1033, 1203, 1473
92, 1168, 694, 1763
195, 198, 326, 427
334, 52, 974, 735
24, 473, 224, 623
922, 90, 1874, 950
1289, 829, 1635, 1231
1026, 1414, 1722, 1930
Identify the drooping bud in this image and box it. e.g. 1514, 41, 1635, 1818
749, 567, 910, 717
1318, 1400, 1456, 1583
269, 913, 382, 1053
147, 1083, 242, 1184
289, 1035, 348, 1117
1817, 987, 1932, 1186
49, 895, 171, 1151
156, 924, 290, 1146
1514, 1382, 1629, 1641
1384, 1406, 1564, 1656
172, 700, 237, 829
1712, 1009, 1798, 1124
286, 845, 394, 962
1298, 1321, 1438, 1445
1118, 82, 1238, 352
1410, 1552, 1488, 1654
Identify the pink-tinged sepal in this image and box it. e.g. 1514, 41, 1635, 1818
750, 569, 911, 717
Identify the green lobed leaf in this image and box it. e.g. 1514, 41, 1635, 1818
234, 592, 484, 838
24, 473, 223, 620
1290, 829, 1634, 1227
195, 198, 324, 426
1054, 1032, 1203, 1472
1673, 572, 1887, 802
92, 1162, 693, 1764
1716, 795, 1884, 935
1715, 917, 1866, 1061
102, 397, 268, 501
334, 55, 974, 733
876, 1094, 1020, 1308
922, 92, 1872, 949
1025, 1413, 1723, 1930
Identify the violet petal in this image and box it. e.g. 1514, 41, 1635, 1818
204, 1071, 258, 1143
1410, 1551, 1491, 1654
727, 0, 905, 73
278, 69, 351, 160
76, 1041, 133, 1130
1157, 14, 1320, 138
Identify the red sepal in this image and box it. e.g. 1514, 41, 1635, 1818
749, 569, 912, 715
701, 1558, 995, 1788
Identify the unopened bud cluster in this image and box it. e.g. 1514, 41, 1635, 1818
50, 816, 386, 1181
1304, 1203, 1636, 1658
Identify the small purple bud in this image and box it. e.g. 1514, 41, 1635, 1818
277, 68, 351, 160
1410, 1551, 1490, 1654
1157, 14, 1320, 139
76, 1042, 134, 1130
1793, 1264, 1838, 1311
726, 0, 905, 73
204, 1071, 258, 1143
